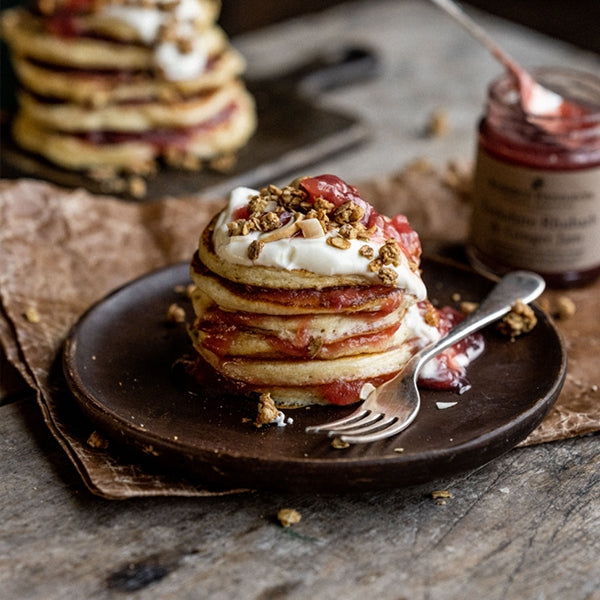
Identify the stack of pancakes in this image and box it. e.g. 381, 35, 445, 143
1, 0, 256, 189
188, 175, 441, 407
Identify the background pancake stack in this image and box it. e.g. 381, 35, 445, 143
0, 0, 257, 196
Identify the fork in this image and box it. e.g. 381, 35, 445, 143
305, 270, 545, 444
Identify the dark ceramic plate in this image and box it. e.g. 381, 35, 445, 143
63, 258, 566, 493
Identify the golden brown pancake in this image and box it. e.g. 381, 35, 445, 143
0, 1, 256, 181
187, 176, 440, 407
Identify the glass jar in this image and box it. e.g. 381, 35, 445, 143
467, 67, 600, 287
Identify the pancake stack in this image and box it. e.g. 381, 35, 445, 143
1, 0, 256, 193
188, 174, 442, 407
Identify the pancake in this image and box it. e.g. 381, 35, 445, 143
11, 89, 256, 173
10, 47, 245, 106
0, 0, 256, 184
188, 175, 443, 407
18, 80, 248, 132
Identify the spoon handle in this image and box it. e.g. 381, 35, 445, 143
416, 270, 545, 369
428, 0, 522, 77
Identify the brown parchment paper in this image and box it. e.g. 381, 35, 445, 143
1, 164, 598, 498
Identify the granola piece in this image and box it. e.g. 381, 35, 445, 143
259, 211, 281, 232
277, 508, 301, 527
248, 239, 264, 260
378, 266, 398, 285
327, 235, 351, 250
378, 239, 401, 266
254, 393, 279, 428
359, 245, 375, 260
496, 300, 537, 340
333, 201, 364, 224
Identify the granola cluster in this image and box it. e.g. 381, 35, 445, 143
226, 179, 407, 286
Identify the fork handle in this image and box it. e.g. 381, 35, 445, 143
415, 270, 545, 370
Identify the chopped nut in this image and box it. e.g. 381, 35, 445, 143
298, 218, 325, 238
248, 239, 264, 260
327, 235, 352, 250
277, 508, 301, 527
166, 303, 186, 323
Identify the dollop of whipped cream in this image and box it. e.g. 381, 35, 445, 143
212, 178, 428, 300
102, 0, 209, 81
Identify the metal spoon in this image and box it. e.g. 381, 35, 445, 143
428, 0, 577, 117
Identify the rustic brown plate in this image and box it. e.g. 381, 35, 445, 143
62, 257, 566, 493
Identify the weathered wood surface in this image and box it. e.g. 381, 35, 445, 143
2, 397, 599, 600
2, 2, 599, 598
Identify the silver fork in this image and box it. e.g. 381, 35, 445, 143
305, 270, 545, 444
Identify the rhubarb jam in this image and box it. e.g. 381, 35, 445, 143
468, 67, 600, 287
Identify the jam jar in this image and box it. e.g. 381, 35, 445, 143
467, 67, 600, 287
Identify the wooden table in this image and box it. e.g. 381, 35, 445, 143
2, 2, 599, 598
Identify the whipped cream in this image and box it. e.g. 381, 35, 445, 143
102, 0, 210, 81
213, 187, 428, 300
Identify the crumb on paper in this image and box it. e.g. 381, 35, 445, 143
496, 300, 537, 340
538, 295, 576, 320
166, 302, 186, 324
331, 437, 350, 449
23, 306, 40, 323
277, 508, 301, 528
426, 108, 450, 137
86, 430, 109, 450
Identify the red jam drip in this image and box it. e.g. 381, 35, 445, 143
299, 175, 422, 263
417, 306, 485, 393
199, 308, 401, 360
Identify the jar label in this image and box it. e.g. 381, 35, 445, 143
470, 148, 600, 273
